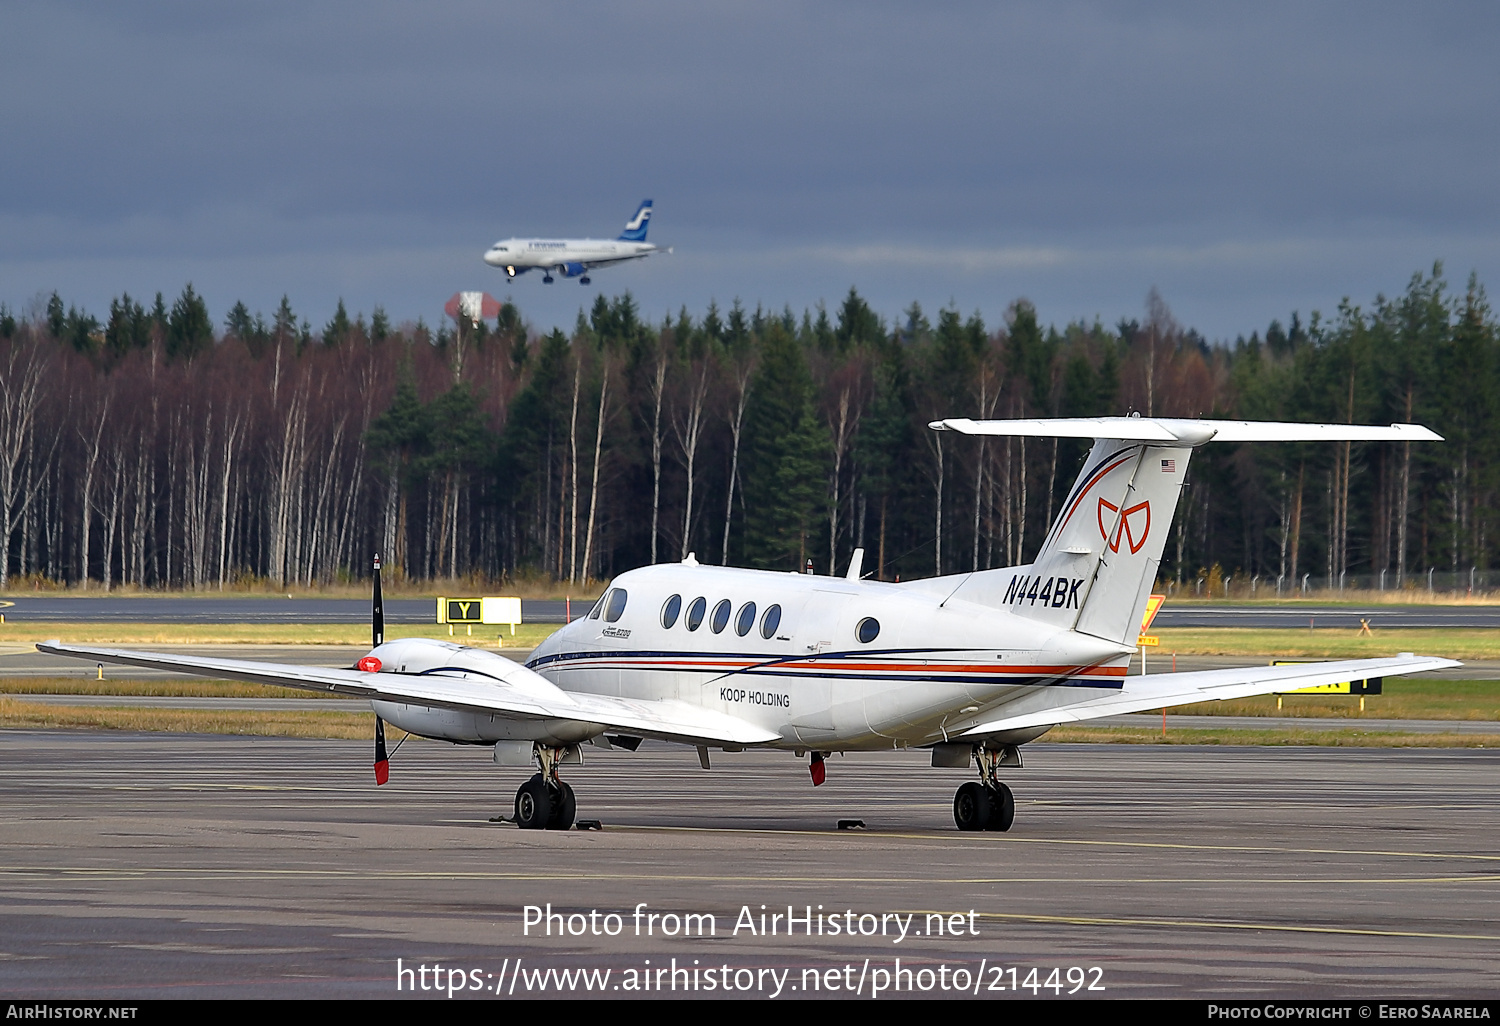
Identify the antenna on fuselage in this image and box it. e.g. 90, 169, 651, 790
845, 547, 865, 582
372, 553, 384, 647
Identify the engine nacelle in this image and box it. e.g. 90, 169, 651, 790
559, 261, 587, 278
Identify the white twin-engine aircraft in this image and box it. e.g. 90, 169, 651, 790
41, 416, 1457, 834
481, 199, 665, 284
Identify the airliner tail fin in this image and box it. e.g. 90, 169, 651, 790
618, 199, 652, 241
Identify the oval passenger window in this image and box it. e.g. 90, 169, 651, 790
604, 589, 629, 623
735, 601, 757, 637
710, 599, 732, 634
661, 594, 682, 628
685, 596, 707, 631
856, 617, 880, 643
760, 604, 782, 639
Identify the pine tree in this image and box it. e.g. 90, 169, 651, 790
740, 323, 829, 568
324, 299, 352, 346
167, 283, 213, 360
46, 293, 65, 339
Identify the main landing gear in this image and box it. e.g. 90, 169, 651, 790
513, 745, 576, 830
953, 745, 1018, 832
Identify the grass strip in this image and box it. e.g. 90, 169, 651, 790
0, 696, 371, 739
1162, 679, 1500, 720
0, 677, 352, 699
3, 620, 1492, 658
1154, 627, 1500, 660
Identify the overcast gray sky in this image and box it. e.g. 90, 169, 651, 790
4, 2, 1498, 340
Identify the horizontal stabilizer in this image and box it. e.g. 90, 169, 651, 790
930, 417, 1441, 445
958, 655, 1460, 738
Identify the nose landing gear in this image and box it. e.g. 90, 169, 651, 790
513, 744, 577, 830
953, 744, 1020, 832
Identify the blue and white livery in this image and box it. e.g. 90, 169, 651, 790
482, 200, 666, 285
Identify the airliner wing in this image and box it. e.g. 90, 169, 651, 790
957, 655, 1460, 738
581, 254, 649, 269
35, 641, 779, 747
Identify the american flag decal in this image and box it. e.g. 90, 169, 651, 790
1161, 459, 1176, 472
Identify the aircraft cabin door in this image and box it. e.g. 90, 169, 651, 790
787, 589, 850, 740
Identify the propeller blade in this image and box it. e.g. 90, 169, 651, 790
374, 715, 389, 786
372, 553, 384, 648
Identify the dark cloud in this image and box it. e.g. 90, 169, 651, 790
3, 2, 1498, 338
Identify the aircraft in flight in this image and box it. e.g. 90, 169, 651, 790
481, 199, 665, 284
41, 416, 1455, 834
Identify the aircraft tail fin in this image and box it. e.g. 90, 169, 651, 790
931, 417, 1440, 647
989, 433, 1191, 646
618, 199, 652, 241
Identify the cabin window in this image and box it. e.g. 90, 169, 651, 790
710, 599, 732, 634
735, 601, 757, 637
685, 596, 707, 631
760, 603, 782, 639
604, 589, 629, 623
661, 594, 682, 629
856, 617, 880, 643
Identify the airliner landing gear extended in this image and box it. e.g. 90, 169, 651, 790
953, 745, 1017, 832
513, 745, 577, 830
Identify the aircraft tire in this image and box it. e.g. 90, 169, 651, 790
953, 782, 991, 832
984, 783, 1015, 832
547, 781, 576, 830
514, 774, 552, 829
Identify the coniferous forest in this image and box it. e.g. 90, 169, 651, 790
0, 264, 1496, 594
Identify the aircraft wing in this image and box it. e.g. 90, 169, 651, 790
580, 254, 649, 269
957, 655, 1460, 738
34, 641, 780, 748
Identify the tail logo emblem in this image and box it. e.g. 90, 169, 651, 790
1098, 498, 1151, 554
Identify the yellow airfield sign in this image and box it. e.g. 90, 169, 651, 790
437, 596, 523, 633
1270, 660, 1383, 695
440, 598, 483, 624
1137, 594, 1166, 647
